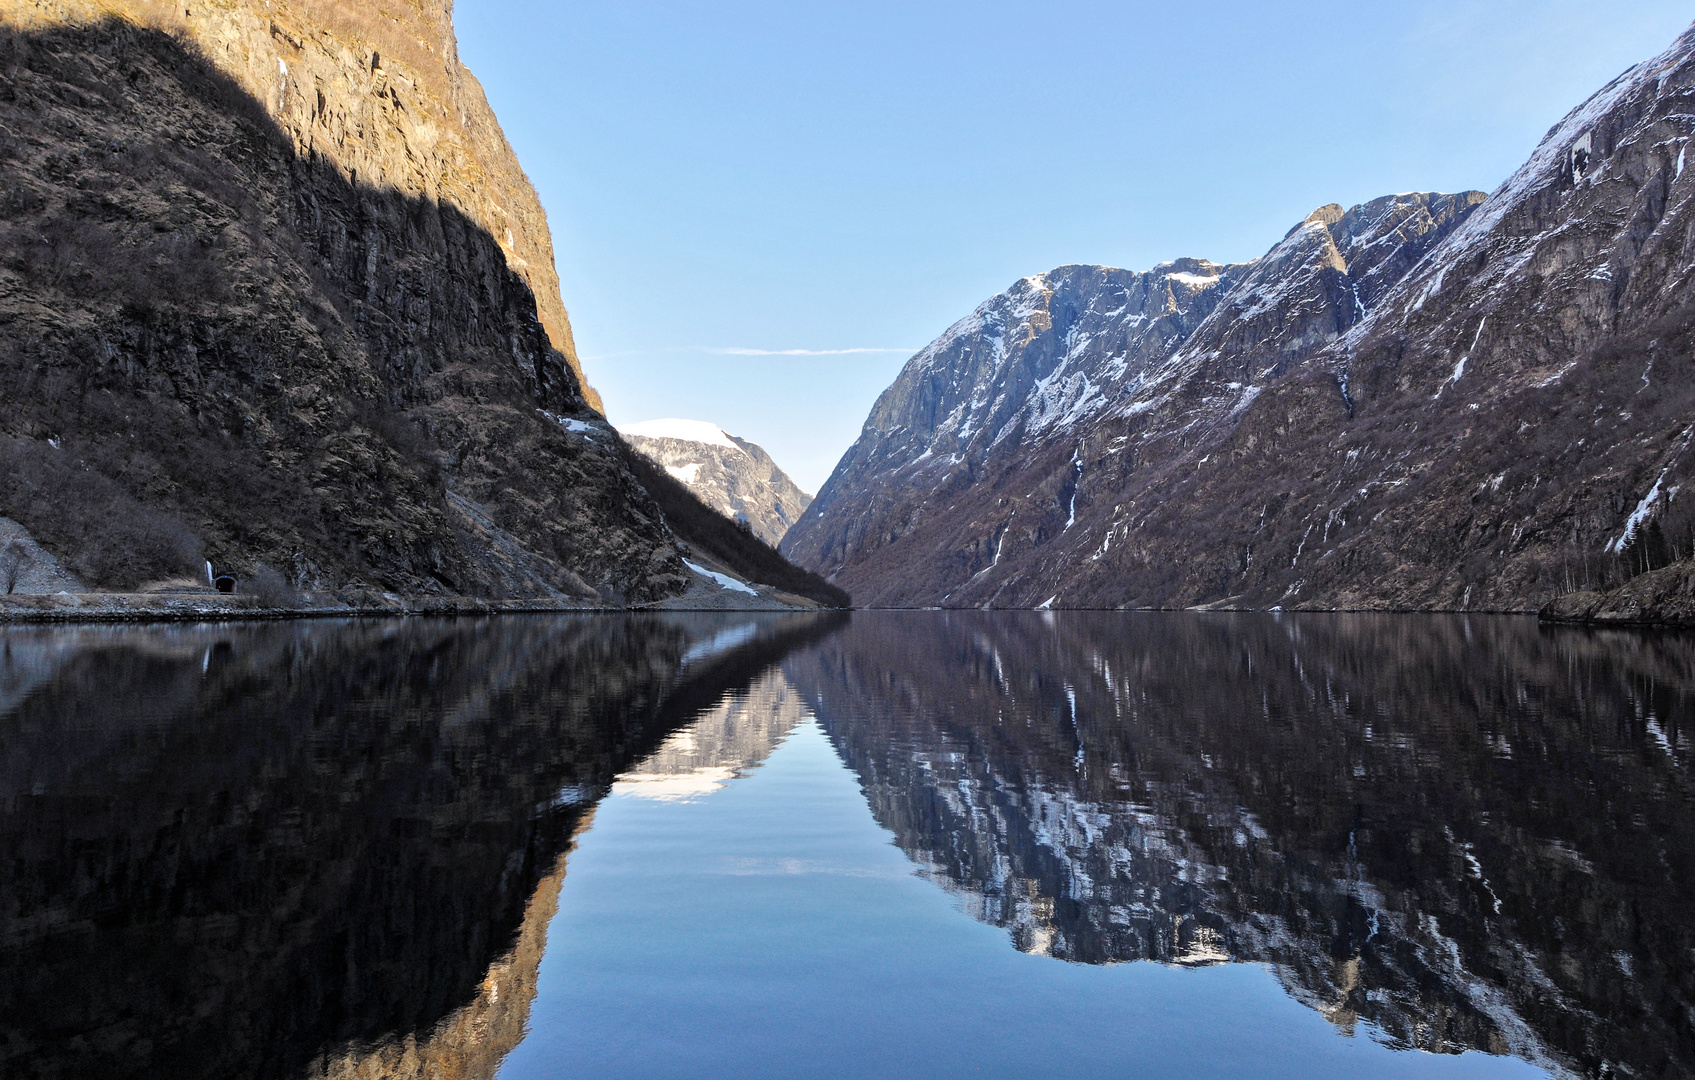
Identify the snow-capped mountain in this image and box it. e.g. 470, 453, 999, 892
618, 420, 813, 546
784, 21, 1695, 611
782, 194, 1480, 605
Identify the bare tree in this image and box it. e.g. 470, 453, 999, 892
1, 540, 31, 594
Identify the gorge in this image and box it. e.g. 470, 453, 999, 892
4, 6, 1695, 1080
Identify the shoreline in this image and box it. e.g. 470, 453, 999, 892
0, 590, 832, 624
5, 594, 1688, 628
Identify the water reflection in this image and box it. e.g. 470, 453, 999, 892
0, 613, 841, 1080
614, 673, 808, 802
3, 611, 1692, 1079
783, 613, 1695, 1080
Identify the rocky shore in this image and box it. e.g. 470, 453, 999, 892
0, 576, 824, 623
1539, 561, 1695, 628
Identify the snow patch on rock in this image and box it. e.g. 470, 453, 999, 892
683, 558, 759, 595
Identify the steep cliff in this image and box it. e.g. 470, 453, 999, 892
619, 419, 813, 546
7, 0, 597, 407
0, 0, 825, 604
787, 20, 1695, 611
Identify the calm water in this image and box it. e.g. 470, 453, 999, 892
1, 613, 1691, 1079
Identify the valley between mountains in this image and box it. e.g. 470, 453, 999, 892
3, 1, 1695, 622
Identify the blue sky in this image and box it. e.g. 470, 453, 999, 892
455, 1, 1694, 492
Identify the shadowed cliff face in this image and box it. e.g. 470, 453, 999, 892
0, 12, 827, 602
0, 16, 666, 596
783, 613, 1695, 1079
0, 611, 844, 1079
5, 0, 594, 409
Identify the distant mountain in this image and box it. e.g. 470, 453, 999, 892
785, 22, 1695, 611
619, 420, 813, 547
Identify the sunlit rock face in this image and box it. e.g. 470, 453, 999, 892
788, 23, 1695, 613
0, 0, 596, 407
782, 194, 1482, 608
783, 612, 1695, 1079
0, 612, 840, 1079
619, 420, 814, 548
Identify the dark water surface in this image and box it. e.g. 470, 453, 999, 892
1, 612, 1691, 1079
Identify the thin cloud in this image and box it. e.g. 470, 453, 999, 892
709, 346, 916, 356
578, 345, 917, 361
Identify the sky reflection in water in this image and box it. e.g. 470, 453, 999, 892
511, 716, 1539, 1079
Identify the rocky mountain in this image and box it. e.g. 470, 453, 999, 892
786, 21, 1695, 612
0, 0, 838, 607
619, 419, 813, 546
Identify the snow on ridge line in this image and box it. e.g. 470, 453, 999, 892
907, 261, 1229, 381
1166, 271, 1222, 287
617, 418, 741, 451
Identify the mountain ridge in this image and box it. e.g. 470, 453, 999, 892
618, 418, 813, 547
783, 191, 1486, 605
786, 21, 1695, 612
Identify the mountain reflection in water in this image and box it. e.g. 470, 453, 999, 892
1, 612, 1691, 1080
783, 613, 1695, 1080
0, 613, 841, 1079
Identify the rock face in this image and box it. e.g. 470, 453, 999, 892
0, 1, 829, 604
0, 517, 85, 594
786, 21, 1695, 611
619, 419, 813, 546
1540, 559, 1695, 625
